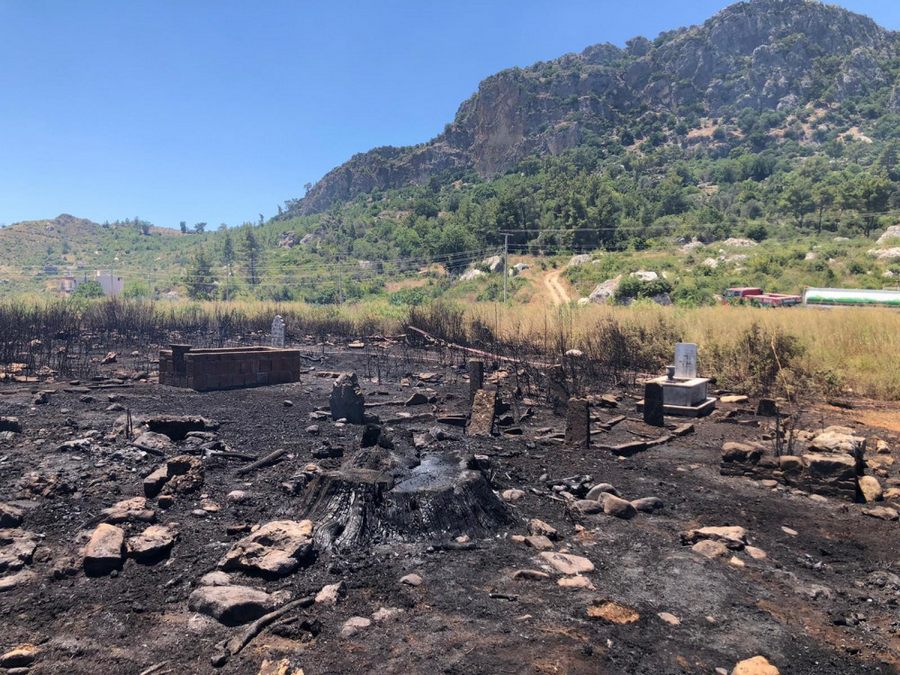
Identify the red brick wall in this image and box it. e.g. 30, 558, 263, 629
159, 347, 301, 391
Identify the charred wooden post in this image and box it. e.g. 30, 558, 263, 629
329, 372, 365, 423
467, 359, 484, 403
548, 365, 569, 415
565, 397, 590, 448
643, 382, 665, 427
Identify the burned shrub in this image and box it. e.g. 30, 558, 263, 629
707, 322, 806, 398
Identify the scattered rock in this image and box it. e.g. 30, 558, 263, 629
539, 551, 594, 575
513, 569, 551, 581
527, 519, 559, 540
126, 525, 176, 563
781, 526, 798, 536
219, 520, 314, 578
83, 523, 125, 576
227, 490, 249, 504
681, 526, 748, 550
188, 585, 275, 626
524, 535, 554, 551
0, 569, 37, 593
587, 601, 640, 624
372, 606, 403, 622
400, 573, 423, 587
133, 431, 175, 454
557, 575, 594, 590
143, 466, 169, 498
340, 616, 371, 638
199, 571, 233, 586
658, 612, 680, 625
315, 581, 344, 605
258, 658, 303, 675
572, 499, 604, 515
101, 496, 155, 524
862, 506, 898, 521
0, 502, 23, 528
162, 455, 205, 494
602, 493, 637, 519
692, 540, 729, 558
631, 497, 663, 513
731, 655, 780, 675
745, 546, 767, 560
501, 489, 526, 503
0, 644, 39, 668
720, 395, 749, 404
859, 475, 883, 503
585, 483, 618, 500
809, 427, 866, 460
405, 392, 429, 406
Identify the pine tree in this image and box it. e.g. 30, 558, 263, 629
242, 228, 260, 286
184, 251, 217, 300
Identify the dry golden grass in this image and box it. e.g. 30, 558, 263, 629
471, 302, 900, 400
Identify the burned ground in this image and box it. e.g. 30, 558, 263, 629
0, 347, 897, 674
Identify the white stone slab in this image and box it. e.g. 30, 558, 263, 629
674, 343, 697, 379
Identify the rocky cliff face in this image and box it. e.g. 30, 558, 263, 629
290, 0, 898, 216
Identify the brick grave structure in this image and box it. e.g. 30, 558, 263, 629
159, 345, 301, 391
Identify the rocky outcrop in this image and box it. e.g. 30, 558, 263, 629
286, 0, 898, 216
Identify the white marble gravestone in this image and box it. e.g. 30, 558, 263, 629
271, 315, 285, 348
674, 343, 697, 379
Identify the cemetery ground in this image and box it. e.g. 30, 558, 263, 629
0, 344, 898, 674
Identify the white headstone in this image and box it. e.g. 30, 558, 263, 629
271, 315, 285, 348
674, 343, 697, 379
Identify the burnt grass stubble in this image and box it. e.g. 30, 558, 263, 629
0, 342, 897, 674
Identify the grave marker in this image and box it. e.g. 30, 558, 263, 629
467, 360, 484, 403
674, 343, 697, 379
271, 315, 285, 348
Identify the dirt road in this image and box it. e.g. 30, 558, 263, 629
543, 269, 571, 306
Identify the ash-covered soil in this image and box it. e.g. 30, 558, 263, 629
0, 349, 897, 674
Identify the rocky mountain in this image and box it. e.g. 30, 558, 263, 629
289, 0, 898, 216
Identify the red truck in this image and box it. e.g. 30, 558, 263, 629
724, 287, 801, 307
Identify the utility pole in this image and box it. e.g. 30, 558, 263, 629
337, 258, 344, 304
502, 233, 510, 303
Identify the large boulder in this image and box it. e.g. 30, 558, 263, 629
588, 276, 622, 304
219, 520, 314, 578
330, 373, 365, 423
188, 585, 275, 626
876, 224, 900, 245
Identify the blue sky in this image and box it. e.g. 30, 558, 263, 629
1, 1, 897, 229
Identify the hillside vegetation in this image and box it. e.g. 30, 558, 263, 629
0, 0, 898, 308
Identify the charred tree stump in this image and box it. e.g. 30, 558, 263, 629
298, 450, 516, 551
